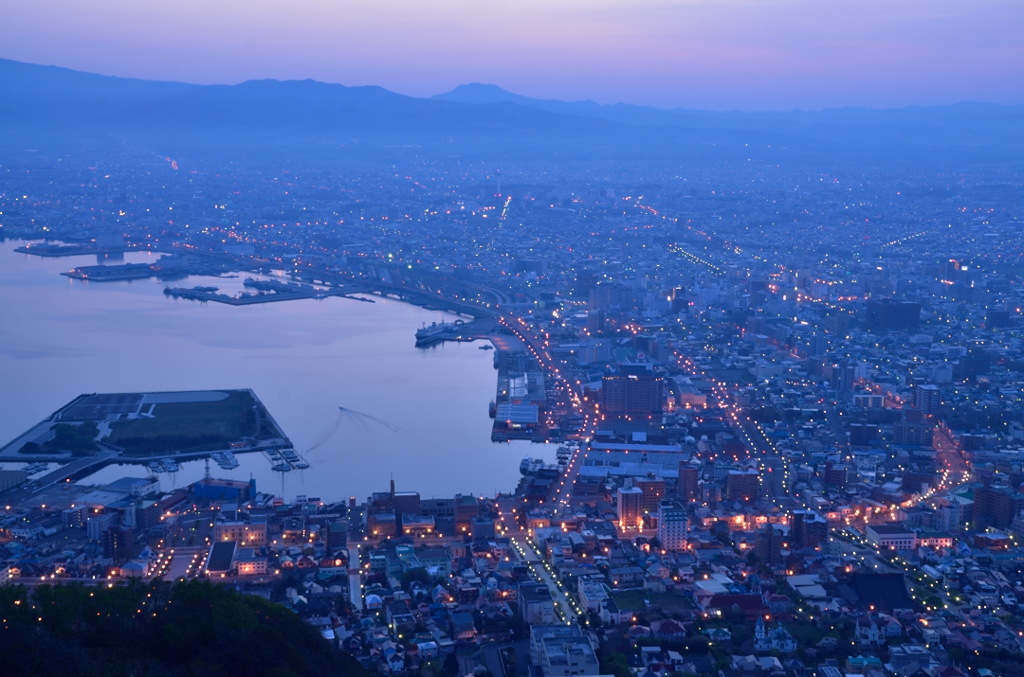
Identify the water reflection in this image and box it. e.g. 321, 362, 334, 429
0, 240, 551, 500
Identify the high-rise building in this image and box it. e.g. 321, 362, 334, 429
635, 475, 665, 514
678, 462, 700, 500
324, 521, 348, 551
973, 486, 1024, 530
657, 500, 688, 551
573, 270, 599, 299
808, 334, 828, 357
932, 498, 962, 532
601, 374, 663, 417
866, 299, 921, 331
102, 525, 133, 564
577, 339, 612, 365
394, 491, 420, 530
454, 494, 480, 535
823, 463, 847, 488
849, 423, 880, 446
893, 410, 933, 446
726, 469, 760, 504
616, 487, 644, 531
760, 457, 786, 497
754, 525, 783, 564
790, 510, 828, 549
828, 361, 856, 392
913, 384, 941, 415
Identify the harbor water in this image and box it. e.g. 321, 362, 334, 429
0, 240, 552, 500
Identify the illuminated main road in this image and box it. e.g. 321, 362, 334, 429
510, 537, 581, 625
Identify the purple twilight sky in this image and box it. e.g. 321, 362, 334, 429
3, 0, 1022, 110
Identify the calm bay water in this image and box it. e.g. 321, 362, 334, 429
0, 240, 549, 500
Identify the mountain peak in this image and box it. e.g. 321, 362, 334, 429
433, 83, 525, 105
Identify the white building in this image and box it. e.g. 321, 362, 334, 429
866, 524, 918, 550
657, 499, 689, 551
530, 625, 600, 677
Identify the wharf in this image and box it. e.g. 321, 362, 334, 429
62, 263, 155, 281
164, 284, 368, 306
414, 318, 504, 346
15, 244, 136, 258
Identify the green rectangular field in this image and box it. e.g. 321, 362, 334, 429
108, 390, 258, 456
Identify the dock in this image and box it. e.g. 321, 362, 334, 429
163, 282, 369, 306
62, 263, 155, 281
15, 244, 136, 258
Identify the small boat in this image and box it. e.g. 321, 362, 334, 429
479, 344, 494, 350
147, 461, 163, 473
271, 462, 292, 472
161, 458, 179, 473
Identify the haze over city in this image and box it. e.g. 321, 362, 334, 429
3, 0, 1022, 109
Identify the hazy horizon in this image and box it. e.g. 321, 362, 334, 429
3, 0, 1021, 112
3, 57, 1021, 116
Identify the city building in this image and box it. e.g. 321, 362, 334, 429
657, 499, 688, 551
616, 486, 644, 531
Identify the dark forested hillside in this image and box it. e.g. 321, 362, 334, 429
0, 580, 365, 677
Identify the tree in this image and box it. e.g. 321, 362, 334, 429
443, 652, 460, 677
402, 567, 432, 591
602, 653, 631, 677
46, 421, 100, 455
0, 579, 368, 676
420, 659, 443, 677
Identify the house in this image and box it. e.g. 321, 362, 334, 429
731, 655, 784, 674
754, 617, 797, 653
450, 611, 477, 643
650, 618, 687, 640
704, 627, 732, 643
700, 593, 767, 620
847, 655, 884, 673
763, 592, 793, 614
608, 566, 645, 587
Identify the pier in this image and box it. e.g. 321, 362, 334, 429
15, 243, 137, 258
163, 282, 370, 306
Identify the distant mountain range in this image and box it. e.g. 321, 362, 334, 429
434, 82, 1024, 134
2, 58, 1021, 162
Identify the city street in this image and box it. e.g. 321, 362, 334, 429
510, 537, 581, 625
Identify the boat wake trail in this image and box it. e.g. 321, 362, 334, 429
306, 411, 345, 454
338, 406, 408, 436
306, 406, 410, 462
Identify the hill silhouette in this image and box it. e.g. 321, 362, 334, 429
1, 58, 1021, 164
0, 579, 365, 677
